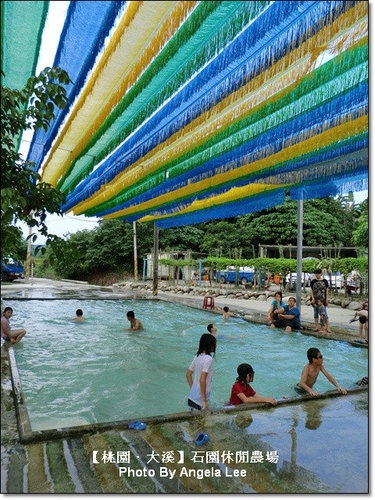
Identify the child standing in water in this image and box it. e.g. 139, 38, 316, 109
186, 333, 216, 410
126, 310, 143, 330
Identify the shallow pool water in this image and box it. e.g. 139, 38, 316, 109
11, 299, 368, 431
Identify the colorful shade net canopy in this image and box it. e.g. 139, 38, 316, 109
2, 1, 368, 229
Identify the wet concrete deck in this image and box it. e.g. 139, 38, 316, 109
1, 279, 369, 494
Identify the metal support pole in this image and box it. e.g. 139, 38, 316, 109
296, 197, 303, 310
142, 258, 146, 283
152, 224, 159, 296
133, 221, 138, 280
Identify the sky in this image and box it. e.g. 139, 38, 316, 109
18, 1, 369, 243
20, 214, 100, 242
21, 188, 368, 244
19, 1, 100, 243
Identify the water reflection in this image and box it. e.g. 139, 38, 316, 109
201, 392, 367, 493
301, 400, 324, 430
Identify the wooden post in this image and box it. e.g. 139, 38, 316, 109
25, 224, 32, 280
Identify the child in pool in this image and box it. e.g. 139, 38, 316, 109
207, 323, 225, 340
186, 333, 216, 411
228, 363, 277, 406
222, 306, 231, 319
72, 309, 84, 321
295, 347, 347, 396
207, 323, 244, 340
125, 310, 143, 330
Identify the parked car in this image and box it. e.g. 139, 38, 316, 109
1, 257, 25, 282
323, 272, 343, 289
284, 272, 312, 287
286, 271, 344, 289
216, 266, 254, 285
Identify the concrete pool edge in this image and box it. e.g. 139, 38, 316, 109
1, 279, 367, 346
6, 345, 33, 440
3, 342, 367, 445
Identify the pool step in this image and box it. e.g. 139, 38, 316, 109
1, 429, 191, 493
142, 420, 255, 493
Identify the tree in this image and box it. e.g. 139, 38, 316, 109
237, 197, 358, 248
351, 199, 368, 248
198, 219, 252, 257
1, 67, 71, 257
52, 230, 96, 279
52, 219, 155, 279
159, 225, 205, 252
45, 196, 367, 281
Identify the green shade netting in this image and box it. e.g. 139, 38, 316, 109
1, 0, 48, 89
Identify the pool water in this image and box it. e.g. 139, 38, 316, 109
11, 299, 368, 431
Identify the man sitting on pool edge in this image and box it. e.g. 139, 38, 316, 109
270, 296, 301, 332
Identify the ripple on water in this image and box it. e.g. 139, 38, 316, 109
11, 299, 368, 430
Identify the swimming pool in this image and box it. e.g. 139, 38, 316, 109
10, 299, 368, 431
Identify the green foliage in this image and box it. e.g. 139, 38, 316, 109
44, 195, 367, 281
197, 220, 251, 257
351, 199, 368, 247
32, 255, 60, 280
334, 257, 368, 277
1, 67, 71, 257
51, 220, 154, 279
203, 256, 314, 275
237, 197, 359, 248
159, 226, 205, 251
52, 231, 95, 279
1, 225, 25, 260
160, 195, 364, 262
203, 256, 367, 278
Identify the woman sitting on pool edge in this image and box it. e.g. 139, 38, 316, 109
267, 291, 286, 324
228, 363, 277, 406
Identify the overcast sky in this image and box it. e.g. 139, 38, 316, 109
20, 189, 368, 244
